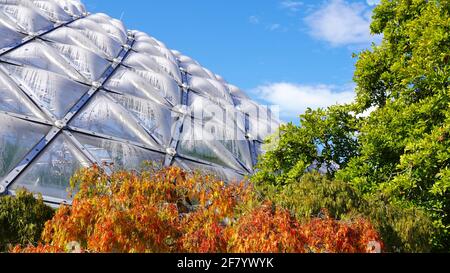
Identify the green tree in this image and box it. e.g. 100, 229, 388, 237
0, 189, 54, 252
252, 0, 450, 251
252, 104, 359, 191
260, 172, 434, 252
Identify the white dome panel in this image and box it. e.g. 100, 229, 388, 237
0, 0, 280, 203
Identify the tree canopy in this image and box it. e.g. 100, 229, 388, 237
252, 0, 450, 251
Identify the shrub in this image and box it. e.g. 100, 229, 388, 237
11, 166, 381, 253
258, 172, 434, 252
0, 189, 54, 252
260, 172, 361, 220
361, 197, 435, 253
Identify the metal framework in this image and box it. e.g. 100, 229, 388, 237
0, 5, 277, 204
0, 24, 136, 195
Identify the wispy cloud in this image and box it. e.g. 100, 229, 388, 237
249, 15, 260, 25
280, 1, 304, 12
267, 23, 281, 31
366, 0, 380, 6
304, 0, 381, 47
249, 82, 356, 120
266, 23, 288, 32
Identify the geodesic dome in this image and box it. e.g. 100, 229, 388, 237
0, 0, 280, 204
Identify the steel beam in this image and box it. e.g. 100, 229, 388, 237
66, 125, 166, 156
245, 113, 258, 167
0, 126, 61, 193
0, 14, 88, 57
0, 32, 136, 196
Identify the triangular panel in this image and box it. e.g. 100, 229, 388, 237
31, 0, 73, 22
69, 92, 159, 148
132, 68, 181, 105
9, 133, 91, 200
0, 113, 51, 182
177, 115, 247, 172
187, 93, 253, 170
2, 63, 90, 119
109, 92, 176, 146
188, 76, 234, 105
174, 158, 244, 183
44, 26, 111, 59
69, 19, 123, 58
0, 69, 46, 119
0, 15, 26, 49
86, 13, 127, 44
73, 132, 165, 170
0, 3, 53, 34
104, 67, 172, 107
1, 40, 87, 82
124, 53, 182, 83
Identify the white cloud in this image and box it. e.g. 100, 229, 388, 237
305, 0, 381, 47
366, 0, 380, 6
249, 82, 356, 119
268, 24, 281, 31
281, 1, 303, 12
249, 15, 260, 24
267, 23, 282, 31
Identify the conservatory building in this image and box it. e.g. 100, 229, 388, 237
0, 0, 279, 205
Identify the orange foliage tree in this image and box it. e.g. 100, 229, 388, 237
11, 166, 382, 253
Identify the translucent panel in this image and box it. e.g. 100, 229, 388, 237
177, 54, 199, 66
180, 62, 217, 80
187, 94, 252, 170
188, 76, 234, 105
70, 92, 159, 148
188, 92, 241, 130
183, 64, 213, 79
133, 42, 178, 65
0, 113, 50, 182
0, 15, 26, 49
0, 69, 46, 118
49, 41, 111, 81
133, 68, 181, 105
109, 92, 176, 146
177, 115, 245, 172
53, 0, 86, 17
228, 84, 249, 100
69, 19, 122, 58
249, 114, 280, 142
254, 141, 265, 156
31, 0, 73, 22
44, 25, 114, 60
104, 67, 172, 107
215, 74, 227, 84
134, 32, 166, 48
73, 132, 164, 170
222, 135, 253, 171
124, 53, 182, 83
0, 3, 53, 34
95, 21, 127, 45
234, 98, 280, 141
2, 64, 89, 119
9, 134, 90, 200
175, 159, 245, 183
133, 42, 166, 58
86, 13, 127, 44
2, 40, 87, 82
171, 49, 181, 58
106, 66, 180, 105
108, 17, 127, 39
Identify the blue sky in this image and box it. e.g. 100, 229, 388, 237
82, 0, 381, 123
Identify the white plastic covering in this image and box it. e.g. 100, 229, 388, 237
0, 0, 280, 203
9, 133, 90, 200
0, 113, 51, 181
